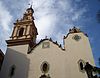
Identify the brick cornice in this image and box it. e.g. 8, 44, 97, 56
6, 38, 32, 46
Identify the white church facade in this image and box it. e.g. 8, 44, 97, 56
0, 6, 95, 78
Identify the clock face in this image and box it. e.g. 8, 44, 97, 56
73, 35, 81, 41
42, 42, 50, 48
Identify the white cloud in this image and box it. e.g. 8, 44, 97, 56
29, 0, 88, 43
0, 1, 13, 53
0, 1, 13, 31
72, 8, 87, 21
35, 14, 58, 39
0, 0, 88, 52
0, 30, 10, 53
57, 0, 71, 11
75, 0, 82, 2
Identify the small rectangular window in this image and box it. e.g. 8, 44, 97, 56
9, 65, 16, 77
42, 42, 50, 48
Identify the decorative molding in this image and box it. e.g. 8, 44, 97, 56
6, 38, 32, 46
64, 27, 88, 39
11, 26, 16, 38
10, 34, 30, 38
25, 25, 28, 38
27, 38, 65, 54
42, 42, 50, 48
39, 74, 51, 78
69, 27, 81, 33
14, 20, 33, 25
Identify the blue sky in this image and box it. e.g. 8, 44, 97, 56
0, 0, 100, 67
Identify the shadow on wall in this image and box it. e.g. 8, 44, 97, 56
0, 48, 30, 78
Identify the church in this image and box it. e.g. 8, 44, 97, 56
0, 6, 96, 78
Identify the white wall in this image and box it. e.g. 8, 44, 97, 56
0, 32, 95, 78
27, 40, 70, 78
64, 33, 95, 78
0, 45, 30, 78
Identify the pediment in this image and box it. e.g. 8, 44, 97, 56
28, 38, 65, 54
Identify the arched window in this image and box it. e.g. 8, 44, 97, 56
43, 63, 48, 72
18, 28, 24, 37
78, 59, 85, 72
9, 65, 16, 77
80, 62, 84, 70
40, 61, 51, 78
41, 61, 49, 73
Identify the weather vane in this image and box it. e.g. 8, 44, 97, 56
28, 2, 33, 8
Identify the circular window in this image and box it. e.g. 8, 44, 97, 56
73, 35, 81, 41
41, 61, 49, 73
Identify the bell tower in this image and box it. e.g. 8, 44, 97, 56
0, 6, 38, 78
6, 6, 38, 48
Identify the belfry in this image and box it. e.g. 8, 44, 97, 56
6, 6, 38, 48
